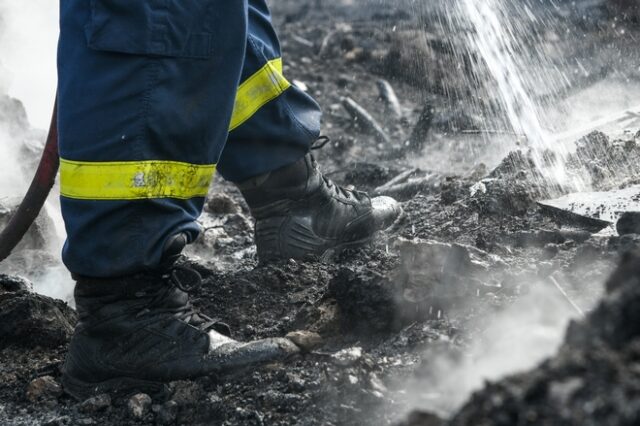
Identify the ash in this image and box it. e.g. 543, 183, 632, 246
2, 1, 640, 425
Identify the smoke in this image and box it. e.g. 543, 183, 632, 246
394, 279, 602, 418
0, 1, 72, 303
0, 0, 58, 128
0, 126, 27, 195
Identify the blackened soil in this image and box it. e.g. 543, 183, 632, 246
2, 1, 640, 425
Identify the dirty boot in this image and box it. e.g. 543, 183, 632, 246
61, 237, 299, 400
238, 153, 402, 262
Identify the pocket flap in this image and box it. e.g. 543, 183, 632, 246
85, 0, 215, 58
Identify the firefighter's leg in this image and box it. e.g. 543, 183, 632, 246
217, 0, 402, 262
58, 0, 248, 277
216, 0, 322, 183
58, 0, 299, 400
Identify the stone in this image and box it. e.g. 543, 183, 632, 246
79, 393, 111, 413
285, 330, 324, 352
0, 274, 32, 292
223, 213, 253, 235
616, 211, 640, 235
332, 347, 363, 366
26, 376, 62, 402
205, 193, 242, 215
127, 393, 152, 419
0, 288, 77, 349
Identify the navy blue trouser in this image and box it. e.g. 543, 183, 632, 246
58, 0, 321, 277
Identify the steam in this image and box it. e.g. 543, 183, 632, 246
0, 1, 71, 303
0, 126, 27, 195
0, 0, 58, 128
390, 0, 630, 418
396, 281, 598, 418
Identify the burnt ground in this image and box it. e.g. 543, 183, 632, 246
2, 0, 640, 425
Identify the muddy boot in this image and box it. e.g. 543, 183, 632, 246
61, 236, 299, 400
238, 153, 402, 262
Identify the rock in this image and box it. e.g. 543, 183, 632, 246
127, 393, 152, 419
489, 150, 539, 179
616, 211, 640, 235
223, 213, 253, 235
26, 376, 62, 402
0, 274, 32, 292
332, 347, 363, 366
395, 237, 495, 292
156, 400, 179, 425
285, 330, 324, 352
472, 178, 549, 217
0, 287, 77, 349
205, 193, 242, 215
570, 131, 640, 190
79, 393, 111, 413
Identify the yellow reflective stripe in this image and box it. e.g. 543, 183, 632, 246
229, 58, 291, 131
60, 159, 216, 200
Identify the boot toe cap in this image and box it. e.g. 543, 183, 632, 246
210, 335, 300, 370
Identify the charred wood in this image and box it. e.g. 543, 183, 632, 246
342, 96, 391, 144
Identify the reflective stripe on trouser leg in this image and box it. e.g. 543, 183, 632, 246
229, 58, 290, 132
60, 160, 216, 201
57, 0, 248, 277
217, 0, 322, 183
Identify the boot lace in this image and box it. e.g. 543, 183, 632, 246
135, 265, 223, 332
311, 136, 367, 202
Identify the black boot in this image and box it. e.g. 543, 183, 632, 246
61, 237, 299, 400
238, 154, 402, 262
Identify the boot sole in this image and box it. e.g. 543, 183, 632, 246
62, 373, 170, 401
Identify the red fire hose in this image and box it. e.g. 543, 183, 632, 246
0, 96, 59, 262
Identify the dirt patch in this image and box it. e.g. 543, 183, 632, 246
1, 1, 640, 425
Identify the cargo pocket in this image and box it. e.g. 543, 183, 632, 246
85, 0, 216, 58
